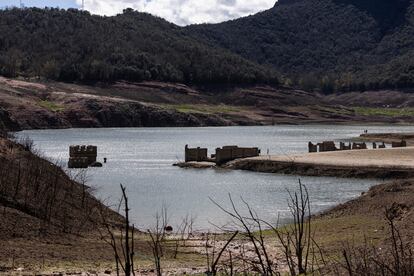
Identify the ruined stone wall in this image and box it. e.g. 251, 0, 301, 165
68, 157, 89, 169
318, 141, 337, 152
392, 140, 407, 148
215, 146, 260, 164
68, 145, 97, 168
309, 140, 391, 153
308, 142, 318, 153
185, 145, 208, 162
70, 145, 97, 163
352, 142, 367, 150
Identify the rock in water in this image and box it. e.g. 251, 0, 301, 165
90, 162, 103, 168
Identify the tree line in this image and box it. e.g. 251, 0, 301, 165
0, 8, 279, 85
186, 0, 414, 93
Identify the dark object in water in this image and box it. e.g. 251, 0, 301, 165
90, 162, 103, 168
68, 145, 97, 168
164, 225, 173, 232
392, 140, 407, 148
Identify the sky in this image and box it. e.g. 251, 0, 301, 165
0, 0, 276, 25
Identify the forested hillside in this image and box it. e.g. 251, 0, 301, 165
2, 0, 414, 92
186, 0, 414, 92
0, 8, 278, 84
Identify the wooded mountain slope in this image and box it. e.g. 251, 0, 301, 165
0, 8, 278, 85
186, 0, 414, 92
2, 1, 414, 92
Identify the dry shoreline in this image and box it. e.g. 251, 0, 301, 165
177, 147, 414, 179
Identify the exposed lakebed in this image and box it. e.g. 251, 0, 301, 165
17, 125, 413, 230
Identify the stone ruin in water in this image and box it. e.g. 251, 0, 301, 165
68, 145, 98, 168
185, 145, 260, 165
214, 146, 261, 165
308, 139, 406, 153
184, 145, 208, 162
392, 140, 407, 148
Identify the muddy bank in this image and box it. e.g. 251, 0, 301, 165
174, 161, 217, 169
225, 158, 414, 179
175, 159, 414, 178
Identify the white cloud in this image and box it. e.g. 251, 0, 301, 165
76, 0, 276, 26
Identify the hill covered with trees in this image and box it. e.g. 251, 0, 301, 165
0, 8, 278, 85
2, 1, 414, 93
185, 0, 414, 92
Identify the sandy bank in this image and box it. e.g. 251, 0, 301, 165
224, 147, 414, 178
359, 132, 414, 145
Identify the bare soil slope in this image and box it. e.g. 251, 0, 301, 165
317, 178, 414, 251
0, 137, 207, 275
2, 77, 414, 131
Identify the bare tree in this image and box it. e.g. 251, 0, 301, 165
98, 184, 136, 276
211, 195, 280, 275
205, 231, 239, 276
211, 180, 323, 275
271, 180, 324, 276
337, 204, 414, 276
147, 206, 168, 276
172, 214, 195, 259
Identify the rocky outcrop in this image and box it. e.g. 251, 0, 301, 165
3, 97, 233, 130
61, 100, 233, 129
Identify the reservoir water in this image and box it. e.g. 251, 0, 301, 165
17, 125, 412, 230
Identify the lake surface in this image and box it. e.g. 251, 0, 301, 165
17, 125, 413, 231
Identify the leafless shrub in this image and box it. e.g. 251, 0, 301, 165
271, 181, 325, 276
68, 168, 90, 207
0, 138, 104, 238
147, 206, 168, 276
335, 205, 414, 276
205, 231, 239, 276
172, 214, 195, 259
211, 195, 280, 275
211, 180, 323, 276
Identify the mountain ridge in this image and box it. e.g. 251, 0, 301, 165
185, 0, 414, 91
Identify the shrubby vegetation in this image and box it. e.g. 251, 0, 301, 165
186, 0, 414, 92
0, 8, 278, 85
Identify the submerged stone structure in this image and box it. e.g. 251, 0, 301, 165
392, 140, 407, 148
185, 145, 208, 162
352, 142, 367, 150
68, 145, 98, 169
183, 145, 261, 165
309, 141, 379, 153
308, 142, 318, 153
215, 146, 261, 165
340, 142, 352, 150
318, 141, 337, 152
